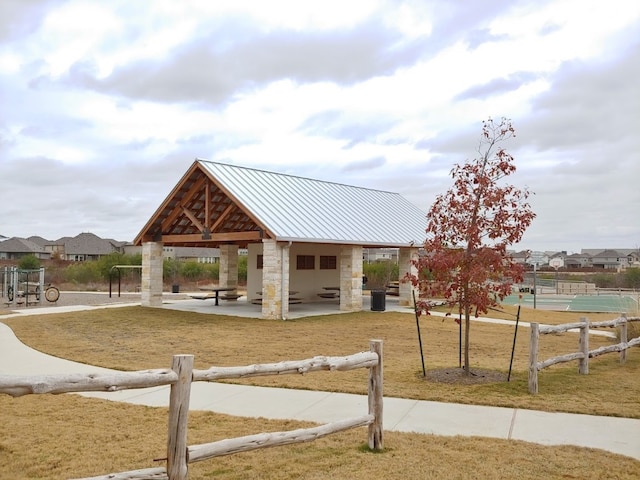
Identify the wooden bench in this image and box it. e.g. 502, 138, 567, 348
189, 294, 216, 300
317, 292, 338, 299
386, 283, 400, 296
251, 297, 302, 305
219, 294, 242, 301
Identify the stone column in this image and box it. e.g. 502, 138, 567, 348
219, 244, 238, 293
261, 239, 290, 320
340, 245, 363, 312
141, 242, 163, 307
398, 247, 419, 307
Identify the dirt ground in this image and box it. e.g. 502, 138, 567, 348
424, 367, 508, 385
0, 290, 193, 315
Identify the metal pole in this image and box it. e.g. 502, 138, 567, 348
39, 267, 45, 305
458, 310, 462, 369
533, 263, 537, 309
25, 269, 29, 308
412, 290, 426, 377
508, 305, 521, 381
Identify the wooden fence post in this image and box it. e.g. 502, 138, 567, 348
368, 339, 383, 451
167, 354, 194, 480
578, 317, 589, 375
620, 313, 628, 364
528, 323, 539, 394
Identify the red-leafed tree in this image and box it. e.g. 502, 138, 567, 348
409, 117, 535, 374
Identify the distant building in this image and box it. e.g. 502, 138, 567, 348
564, 252, 592, 269
124, 244, 225, 263
511, 250, 531, 265
44, 232, 126, 261
363, 248, 399, 263
589, 249, 630, 271
0, 237, 51, 260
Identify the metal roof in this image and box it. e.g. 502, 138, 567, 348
198, 160, 427, 247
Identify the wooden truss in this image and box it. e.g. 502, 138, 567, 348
135, 162, 270, 247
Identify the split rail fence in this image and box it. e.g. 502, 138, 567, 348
0, 340, 384, 480
528, 314, 640, 394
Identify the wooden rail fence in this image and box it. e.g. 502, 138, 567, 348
0, 340, 384, 480
528, 314, 640, 394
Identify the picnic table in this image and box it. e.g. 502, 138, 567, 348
196, 287, 238, 306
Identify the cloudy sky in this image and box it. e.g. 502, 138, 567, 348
1, 0, 638, 253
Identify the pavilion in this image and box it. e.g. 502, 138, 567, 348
134, 159, 427, 319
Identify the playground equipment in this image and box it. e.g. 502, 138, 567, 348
109, 264, 143, 297
1, 266, 59, 307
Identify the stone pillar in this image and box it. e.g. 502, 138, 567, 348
340, 245, 363, 312
219, 244, 238, 293
261, 239, 290, 320
141, 242, 163, 307
398, 247, 419, 307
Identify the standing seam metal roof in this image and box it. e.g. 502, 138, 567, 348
199, 160, 427, 247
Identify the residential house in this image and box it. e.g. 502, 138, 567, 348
510, 250, 531, 266
564, 252, 592, 269
46, 232, 125, 261
627, 250, 640, 267
589, 249, 629, 271
0, 237, 51, 260
525, 250, 549, 267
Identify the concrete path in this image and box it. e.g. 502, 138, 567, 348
0, 301, 638, 461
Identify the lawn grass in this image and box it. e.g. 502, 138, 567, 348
2, 394, 639, 480
2, 305, 638, 417
1, 305, 639, 479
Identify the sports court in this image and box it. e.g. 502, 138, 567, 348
501, 292, 639, 314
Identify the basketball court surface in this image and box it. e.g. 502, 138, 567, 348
501, 292, 639, 314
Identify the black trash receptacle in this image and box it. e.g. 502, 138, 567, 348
371, 289, 386, 312
172, 284, 180, 294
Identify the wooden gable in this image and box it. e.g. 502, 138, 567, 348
134, 162, 272, 247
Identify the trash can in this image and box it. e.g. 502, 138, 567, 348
172, 284, 180, 294
371, 289, 386, 312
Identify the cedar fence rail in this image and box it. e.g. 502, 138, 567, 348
0, 340, 384, 480
528, 314, 640, 394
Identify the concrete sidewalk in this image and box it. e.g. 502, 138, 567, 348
0, 302, 638, 461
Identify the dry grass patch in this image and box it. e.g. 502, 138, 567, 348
1, 394, 639, 480
2, 306, 639, 418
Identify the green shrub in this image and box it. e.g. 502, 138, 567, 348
589, 273, 617, 288
363, 261, 399, 289
624, 268, 640, 289
164, 259, 179, 282
18, 254, 41, 270
63, 262, 101, 284
98, 253, 143, 281
625, 321, 640, 345
238, 255, 247, 283
203, 263, 219, 281
181, 261, 205, 280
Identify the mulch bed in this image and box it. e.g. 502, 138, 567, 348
423, 367, 507, 385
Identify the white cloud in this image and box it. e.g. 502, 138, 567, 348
0, 0, 637, 254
